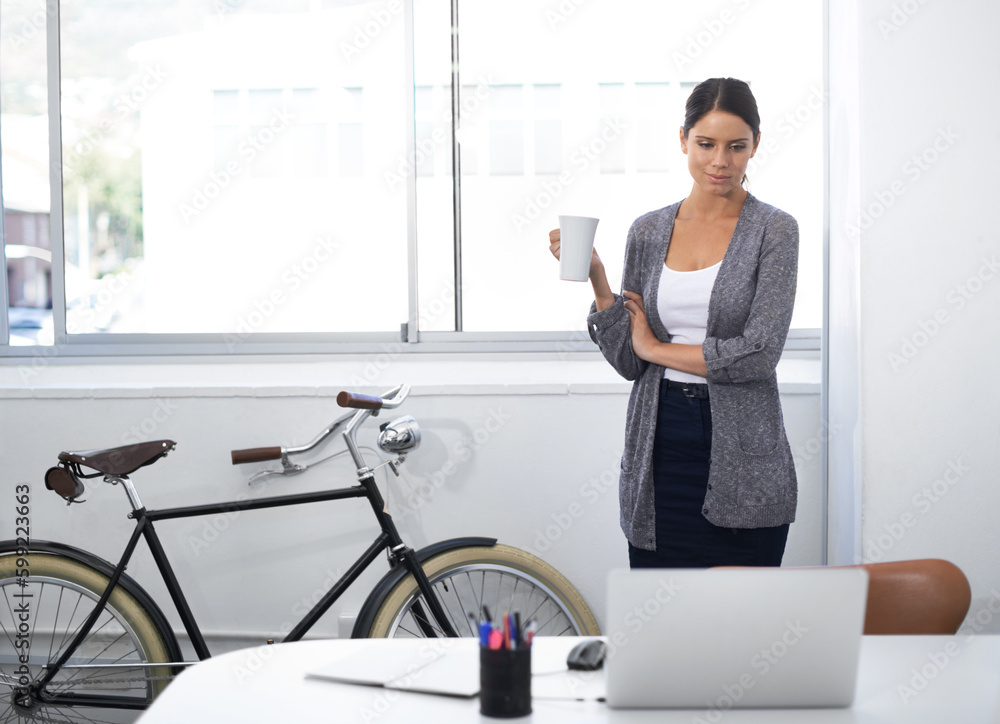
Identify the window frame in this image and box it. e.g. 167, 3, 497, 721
0, 0, 822, 358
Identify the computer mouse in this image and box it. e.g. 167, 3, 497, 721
566, 639, 607, 671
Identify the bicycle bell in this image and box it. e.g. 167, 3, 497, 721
378, 415, 421, 453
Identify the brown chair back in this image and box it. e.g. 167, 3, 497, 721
854, 558, 971, 635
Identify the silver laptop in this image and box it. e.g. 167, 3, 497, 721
604, 567, 868, 709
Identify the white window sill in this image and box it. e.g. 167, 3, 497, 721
0, 352, 820, 399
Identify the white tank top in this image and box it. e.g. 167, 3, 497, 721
656, 260, 721, 384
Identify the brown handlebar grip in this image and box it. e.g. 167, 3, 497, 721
231, 447, 283, 465
337, 391, 384, 410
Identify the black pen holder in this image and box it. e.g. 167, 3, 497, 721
479, 645, 532, 718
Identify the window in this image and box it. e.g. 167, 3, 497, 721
1, 0, 822, 353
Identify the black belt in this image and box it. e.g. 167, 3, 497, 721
665, 379, 709, 399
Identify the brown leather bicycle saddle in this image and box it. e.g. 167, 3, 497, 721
59, 440, 177, 476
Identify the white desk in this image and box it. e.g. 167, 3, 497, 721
137, 635, 1000, 723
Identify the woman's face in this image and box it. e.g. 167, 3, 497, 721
680, 110, 759, 199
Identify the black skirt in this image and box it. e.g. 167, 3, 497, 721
628, 379, 789, 569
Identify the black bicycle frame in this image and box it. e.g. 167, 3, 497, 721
32, 471, 458, 710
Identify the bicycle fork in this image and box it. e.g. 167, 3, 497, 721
339, 403, 459, 638
360, 473, 459, 638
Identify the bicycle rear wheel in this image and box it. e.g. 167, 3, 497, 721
364, 545, 599, 638
0, 551, 174, 723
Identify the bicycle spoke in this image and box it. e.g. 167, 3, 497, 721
1, 585, 20, 652
461, 571, 481, 635
393, 620, 426, 638
436, 575, 469, 634
56, 618, 128, 688
50, 583, 70, 665
60, 619, 136, 676
409, 599, 444, 638
407, 616, 440, 638
427, 586, 458, 634
24, 581, 38, 670
54, 647, 145, 691
51, 586, 88, 664
427, 601, 450, 637
509, 577, 545, 627
506, 573, 520, 616
445, 573, 471, 635
535, 608, 565, 634
521, 591, 550, 625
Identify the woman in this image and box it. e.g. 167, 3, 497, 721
549, 78, 798, 568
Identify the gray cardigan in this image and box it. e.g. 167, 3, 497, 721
588, 194, 798, 550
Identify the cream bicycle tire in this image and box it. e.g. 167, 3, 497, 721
365, 544, 599, 638
0, 552, 173, 723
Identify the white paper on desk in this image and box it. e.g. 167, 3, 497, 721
306, 643, 479, 697
385, 648, 478, 697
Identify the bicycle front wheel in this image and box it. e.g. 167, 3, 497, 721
0, 551, 174, 723
364, 545, 599, 638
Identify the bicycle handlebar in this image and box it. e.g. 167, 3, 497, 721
230, 385, 411, 467
337, 385, 410, 410
231, 446, 283, 465
336, 391, 383, 410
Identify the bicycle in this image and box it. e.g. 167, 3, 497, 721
1, 384, 599, 723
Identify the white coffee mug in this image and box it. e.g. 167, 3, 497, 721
558, 215, 600, 282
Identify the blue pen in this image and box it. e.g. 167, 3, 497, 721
479, 620, 492, 647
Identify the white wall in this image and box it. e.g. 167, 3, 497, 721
829, 0, 1000, 631
0, 358, 821, 651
